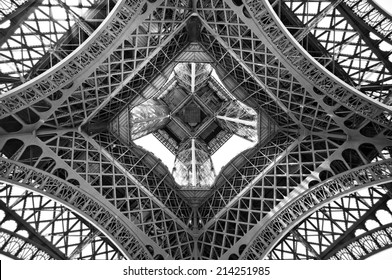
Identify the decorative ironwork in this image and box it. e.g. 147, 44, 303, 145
1, 0, 392, 260
243, 159, 392, 259
0, 158, 150, 259
344, 0, 392, 43
0, 0, 146, 117
329, 223, 392, 259
243, 0, 392, 128
0, 228, 53, 260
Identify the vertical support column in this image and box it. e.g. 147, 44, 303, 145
191, 63, 196, 94
191, 138, 197, 186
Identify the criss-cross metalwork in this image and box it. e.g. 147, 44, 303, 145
1, 0, 392, 260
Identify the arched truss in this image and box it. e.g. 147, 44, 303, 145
0, 228, 57, 260
0, 0, 190, 130
0, 183, 124, 260
266, 186, 392, 259
1, 0, 392, 260
241, 0, 392, 128
0, 130, 194, 260
344, 0, 392, 44
271, 0, 392, 97
240, 159, 392, 259
327, 223, 392, 260
0, 158, 154, 259
1, 0, 390, 133
0, 0, 113, 94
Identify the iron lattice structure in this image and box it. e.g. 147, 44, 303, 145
0, 0, 392, 260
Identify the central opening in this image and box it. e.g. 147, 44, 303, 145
111, 63, 259, 188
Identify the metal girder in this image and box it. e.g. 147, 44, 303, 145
196, 13, 305, 131
0, 199, 66, 259
0, 157, 153, 259
83, 131, 192, 233
0, 0, 108, 95
0, 183, 124, 259
262, 184, 387, 259
295, 0, 344, 42
2, 0, 392, 261
55, 0, 95, 36
46, 4, 192, 131
0, 228, 55, 260
361, 84, 392, 91
80, 16, 191, 127
0, 0, 161, 119
326, 222, 392, 259
88, 132, 195, 259
200, 132, 307, 234
277, 1, 354, 85
109, 99, 170, 142
196, 130, 336, 259
0, 131, 174, 259
321, 190, 392, 259
241, 158, 392, 259
217, 115, 257, 128
218, 134, 348, 258
68, 230, 100, 259
337, 4, 392, 81
292, 229, 321, 259
197, 1, 344, 137
343, 0, 392, 45
0, 72, 20, 83
0, 0, 42, 47
241, 0, 392, 129
280, 0, 392, 103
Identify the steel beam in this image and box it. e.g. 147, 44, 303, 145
0, 199, 66, 259
240, 158, 392, 259
82, 132, 193, 235
200, 132, 307, 235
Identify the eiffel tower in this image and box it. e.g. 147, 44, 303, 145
1, 0, 392, 260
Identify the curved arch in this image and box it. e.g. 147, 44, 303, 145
241, 159, 392, 259
326, 223, 392, 260
242, 0, 392, 128
343, 0, 392, 45
0, 183, 124, 260
0, 157, 153, 259
0, 0, 151, 118
0, 228, 56, 260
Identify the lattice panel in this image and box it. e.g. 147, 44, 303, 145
267, 186, 387, 259
40, 131, 194, 259
198, 0, 342, 133
281, 0, 392, 102
0, 184, 123, 259
94, 132, 192, 221
197, 134, 343, 259
0, 0, 104, 94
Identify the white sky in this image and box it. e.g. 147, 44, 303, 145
211, 135, 254, 173
374, 0, 392, 16
134, 134, 255, 174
